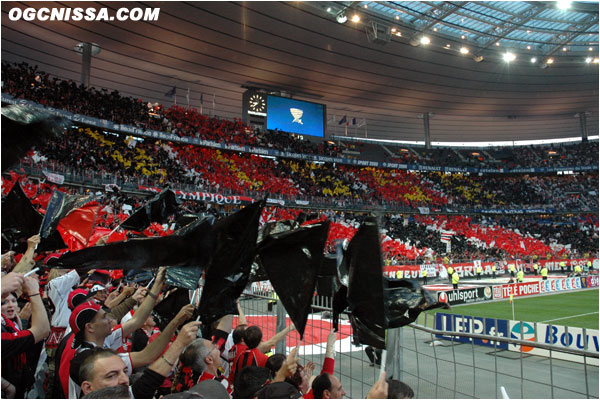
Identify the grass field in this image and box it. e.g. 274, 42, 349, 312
423, 289, 599, 329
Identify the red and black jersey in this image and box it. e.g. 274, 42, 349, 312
229, 347, 268, 384
1, 314, 36, 398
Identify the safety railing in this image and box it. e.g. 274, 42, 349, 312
238, 291, 599, 399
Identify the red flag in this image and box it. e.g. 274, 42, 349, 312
57, 203, 100, 251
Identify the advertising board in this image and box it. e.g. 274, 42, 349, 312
434, 313, 508, 349
437, 287, 493, 305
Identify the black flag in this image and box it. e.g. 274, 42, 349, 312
120, 189, 180, 231
386, 278, 450, 328
1, 105, 66, 172
48, 217, 214, 271
198, 201, 264, 326
165, 217, 214, 290
336, 218, 387, 349
1, 182, 64, 252
258, 222, 330, 338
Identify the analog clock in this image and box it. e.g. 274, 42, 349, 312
249, 94, 266, 113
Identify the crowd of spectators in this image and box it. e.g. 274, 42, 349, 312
3, 61, 598, 171
24, 124, 598, 212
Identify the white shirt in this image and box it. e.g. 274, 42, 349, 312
48, 270, 80, 328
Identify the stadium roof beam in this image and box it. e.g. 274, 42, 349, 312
471, 3, 548, 52
541, 14, 600, 57
408, 1, 466, 32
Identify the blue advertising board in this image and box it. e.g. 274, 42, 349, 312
266, 95, 326, 137
435, 313, 509, 349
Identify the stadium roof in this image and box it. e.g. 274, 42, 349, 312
1, 1, 598, 143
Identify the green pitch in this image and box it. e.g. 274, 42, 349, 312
424, 289, 599, 330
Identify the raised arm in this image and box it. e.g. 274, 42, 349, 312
22, 276, 50, 342
131, 320, 201, 399
236, 299, 247, 327
129, 304, 195, 368
104, 285, 135, 309
12, 235, 40, 274
258, 323, 295, 354
121, 267, 166, 338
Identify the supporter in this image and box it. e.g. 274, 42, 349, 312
229, 324, 295, 384
311, 373, 346, 399
232, 366, 272, 398
171, 315, 234, 393
386, 378, 414, 399
55, 267, 174, 398
76, 319, 200, 398
1, 276, 50, 398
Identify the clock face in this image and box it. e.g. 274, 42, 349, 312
249, 94, 266, 112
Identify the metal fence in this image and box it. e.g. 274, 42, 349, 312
238, 290, 599, 399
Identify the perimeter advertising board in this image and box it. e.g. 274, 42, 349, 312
435, 315, 598, 364
434, 313, 508, 349
492, 277, 587, 300
436, 287, 493, 305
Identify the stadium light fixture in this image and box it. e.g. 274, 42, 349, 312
459, 47, 469, 54
586, 57, 593, 63
420, 36, 431, 45
503, 52, 516, 62
336, 12, 347, 23
351, 14, 360, 23
556, 0, 572, 10
530, 57, 537, 63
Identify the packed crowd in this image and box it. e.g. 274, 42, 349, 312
3, 172, 597, 262
27, 125, 598, 211
3, 61, 598, 171
1, 170, 596, 399
1, 249, 408, 399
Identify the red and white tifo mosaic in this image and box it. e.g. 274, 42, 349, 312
233, 314, 356, 355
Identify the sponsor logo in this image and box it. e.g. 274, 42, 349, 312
510, 322, 536, 352
484, 287, 492, 299
493, 285, 502, 299
439, 292, 448, 303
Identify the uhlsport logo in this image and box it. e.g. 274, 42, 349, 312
290, 108, 303, 124
438, 291, 448, 303
510, 321, 536, 352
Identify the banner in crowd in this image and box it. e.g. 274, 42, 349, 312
436, 286, 494, 305
42, 170, 65, 184
435, 314, 598, 364
383, 258, 598, 279
3, 93, 596, 178
138, 185, 254, 205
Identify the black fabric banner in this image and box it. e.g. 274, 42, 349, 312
197, 201, 264, 326
1, 105, 65, 172
120, 188, 180, 231
48, 217, 214, 271
257, 222, 330, 338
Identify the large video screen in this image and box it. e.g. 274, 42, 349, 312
266, 95, 326, 137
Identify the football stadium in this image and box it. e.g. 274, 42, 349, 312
1, 1, 598, 399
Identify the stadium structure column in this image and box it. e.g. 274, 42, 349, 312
80, 42, 92, 87
579, 112, 589, 141
423, 112, 432, 149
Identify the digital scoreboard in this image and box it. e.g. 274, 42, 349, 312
242, 90, 327, 138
